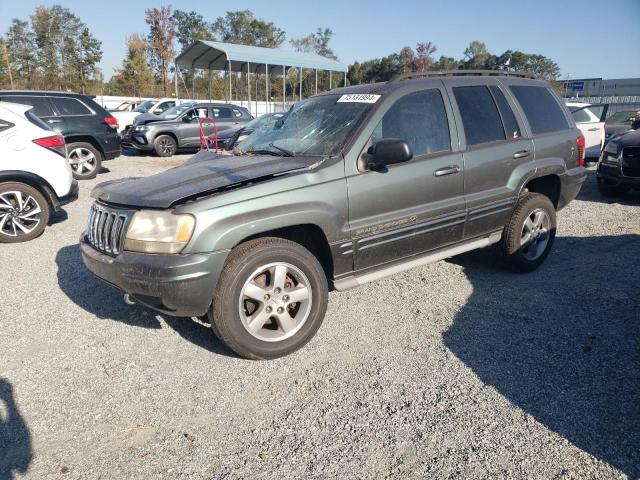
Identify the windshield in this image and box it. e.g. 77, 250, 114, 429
159, 104, 197, 120
134, 100, 156, 113
606, 111, 635, 125
245, 113, 285, 130
236, 95, 374, 157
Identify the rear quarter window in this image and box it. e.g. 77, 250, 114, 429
51, 97, 93, 116
0, 118, 15, 133
510, 86, 570, 135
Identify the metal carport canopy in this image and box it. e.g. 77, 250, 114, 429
175, 40, 347, 73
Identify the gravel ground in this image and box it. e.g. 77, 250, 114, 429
1, 153, 639, 479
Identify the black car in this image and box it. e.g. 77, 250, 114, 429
597, 128, 640, 197
0, 90, 121, 179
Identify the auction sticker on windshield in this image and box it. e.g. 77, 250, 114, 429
337, 94, 381, 103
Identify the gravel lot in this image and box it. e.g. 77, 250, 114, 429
1, 153, 639, 479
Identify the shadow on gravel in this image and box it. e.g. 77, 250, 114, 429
55, 244, 235, 357
444, 234, 640, 477
0, 378, 32, 480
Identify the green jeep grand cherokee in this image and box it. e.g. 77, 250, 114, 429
81, 71, 587, 359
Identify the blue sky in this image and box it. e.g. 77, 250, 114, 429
1, 0, 639, 79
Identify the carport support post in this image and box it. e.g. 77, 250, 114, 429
329, 70, 332, 90
344, 71, 347, 87
282, 65, 286, 111
266, 63, 270, 114
299, 67, 302, 101
174, 61, 179, 100
247, 62, 251, 111
315, 69, 318, 95
228, 60, 232, 103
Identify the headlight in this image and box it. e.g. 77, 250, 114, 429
133, 125, 148, 132
123, 210, 195, 254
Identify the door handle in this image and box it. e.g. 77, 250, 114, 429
47, 119, 62, 124
513, 150, 530, 159
433, 165, 461, 177
587, 127, 600, 131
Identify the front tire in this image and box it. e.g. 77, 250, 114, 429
67, 142, 102, 180
153, 135, 177, 157
210, 238, 329, 360
501, 193, 556, 272
0, 182, 50, 243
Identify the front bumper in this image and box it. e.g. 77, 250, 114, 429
121, 131, 154, 151
596, 162, 640, 188
558, 166, 588, 209
80, 236, 229, 317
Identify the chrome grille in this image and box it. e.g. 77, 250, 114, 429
86, 203, 130, 255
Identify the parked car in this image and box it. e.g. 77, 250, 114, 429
81, 71, 587, 359
605, 110, 636, 142
121, 103, 252, 156
597, 128, 640, 197
566, 102, 607, 160
0, 90, 121, 180
0, 101, 78, 243
221, 112, 287, 150
109, 100, 144, 112
111, 98, 192, 134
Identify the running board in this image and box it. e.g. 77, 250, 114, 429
333, 231, 503, 291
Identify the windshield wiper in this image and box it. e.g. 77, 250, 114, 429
268, 143, 294, 157
243, 149, 290, 157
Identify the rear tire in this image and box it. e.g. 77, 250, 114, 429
501, 193, 556, 273
153, 135, 177, 157
210, 237, 328, 360
0, 182, 50, 243
67, 142, 102, 180
597, 182, 629, 198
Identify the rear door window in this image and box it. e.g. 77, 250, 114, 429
453, 86, 505, 146
50, 97, 93, 116
1, 96, 55, 117
213, 107, 233, 119
371, 88, 451, 156
232, 109, 244, 118
510, 86, 570, 134
489, 86, 521, 139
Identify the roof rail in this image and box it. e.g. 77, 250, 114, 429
389, 70, 537, 83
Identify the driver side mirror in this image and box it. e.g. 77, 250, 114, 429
364, 139, 413, 171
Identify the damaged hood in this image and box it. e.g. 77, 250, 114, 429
92, 150, 320, 209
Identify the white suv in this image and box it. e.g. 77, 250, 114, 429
0, 102, 78, 243
111, 98, 193, 133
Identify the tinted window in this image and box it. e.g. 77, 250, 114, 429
510, 86, 570, 134
213, 107, 232, 119
453, 86, 505, 146
51, 97, 92, 116
371, 89, 450, 156
0, 118, 15, 133
2, 96, 55, 116
571, 108, 593, 123
489, 86, 521, 139
155, 101, 175, 113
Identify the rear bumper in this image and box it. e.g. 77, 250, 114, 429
558, 166, 588, 209
50, 180, 79, 211
80, 236, 229, 317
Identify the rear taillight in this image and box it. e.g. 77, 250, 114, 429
576, 134, 586, 167
33, 135, 66, 157
104, 116, 118, 129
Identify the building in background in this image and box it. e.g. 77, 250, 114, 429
564, 78, 640, 98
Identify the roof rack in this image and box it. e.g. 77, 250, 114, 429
389, 70, 537, 83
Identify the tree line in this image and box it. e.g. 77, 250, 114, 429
0, 5, 562, 100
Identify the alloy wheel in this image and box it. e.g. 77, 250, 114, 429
68, 147, 97, 175
520, 208, 551, 261
238, 262, 313, 342
0, 190, 43, 238
158, 138, 176, 156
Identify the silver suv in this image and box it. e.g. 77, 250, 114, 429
121, 103, 252, 156
81, 71, 588, 359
